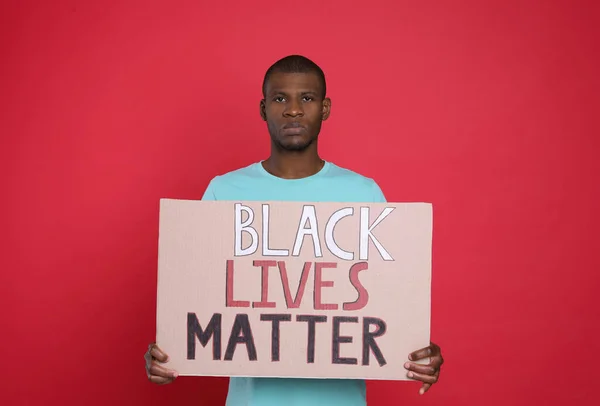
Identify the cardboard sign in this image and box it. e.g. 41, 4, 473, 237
155, 199, 432, 380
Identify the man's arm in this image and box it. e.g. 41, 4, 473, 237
371, 180, 387, 203
201, 178, 218, 201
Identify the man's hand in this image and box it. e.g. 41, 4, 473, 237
144, 343, 178, 385
404, 342, 444, 395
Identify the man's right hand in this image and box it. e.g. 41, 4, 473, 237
144, 343, 178, 384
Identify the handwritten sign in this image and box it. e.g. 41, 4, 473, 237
155, 199, 432, 380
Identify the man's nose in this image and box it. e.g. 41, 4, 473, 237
283, 99, 304, 117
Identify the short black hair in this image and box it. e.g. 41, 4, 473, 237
262, 55, 327, 98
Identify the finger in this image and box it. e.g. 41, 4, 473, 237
149, 361, 178, 379
149, 345, 169, 363
404, 362, 437, 375
420, 370, 439, 394
406, 370, 438, 384
149, 374, 174, 385
408, 345, 432, 361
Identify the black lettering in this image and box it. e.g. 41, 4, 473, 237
362, 317, 387, 366
187, 312, 221, 360
297, 315, 327, 363
260, 314, 292, 361
224, 314, 257, 361
332, 316, 358, 365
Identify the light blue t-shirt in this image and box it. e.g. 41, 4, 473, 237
201, 161, 387, 406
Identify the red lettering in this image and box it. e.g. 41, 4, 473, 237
226, 260, 250, 307
343, 262, 369, 311
278, 261, 312, 308
252, 260, 277, 308
314, 262, 338, 310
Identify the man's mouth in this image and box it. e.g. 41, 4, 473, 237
283, 122, 304, 129
281, 122, 305, 135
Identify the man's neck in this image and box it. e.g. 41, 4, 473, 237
262, 152, 325, 180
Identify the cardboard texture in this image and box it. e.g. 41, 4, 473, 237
156, 199, 432, 380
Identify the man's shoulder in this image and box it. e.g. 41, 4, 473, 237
323, 162, 386, 202
326, 162, 380, 187
200, 162, 262, 200
210, 162, 261, 184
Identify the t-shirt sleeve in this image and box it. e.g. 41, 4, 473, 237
371, 180, 387, 203
201, 178, 218, 201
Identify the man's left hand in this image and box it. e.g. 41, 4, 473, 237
404, 342, 444, 395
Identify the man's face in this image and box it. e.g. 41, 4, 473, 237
260, 72, 331, 152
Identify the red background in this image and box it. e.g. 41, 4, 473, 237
2, 1, 599, 405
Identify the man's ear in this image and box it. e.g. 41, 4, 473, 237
260, 99, 267, 121
322, 97, 331, 121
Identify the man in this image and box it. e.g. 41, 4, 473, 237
145, 55, 444, 405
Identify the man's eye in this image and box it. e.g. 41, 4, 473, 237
274, 96, 285, 102
302, 96, 313, 102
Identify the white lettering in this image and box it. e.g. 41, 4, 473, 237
325, 207, 354, 260
234, 203, 258, 256
262, 204, 289, 256
359, 207, 394, 260
292, 205, 322, 257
